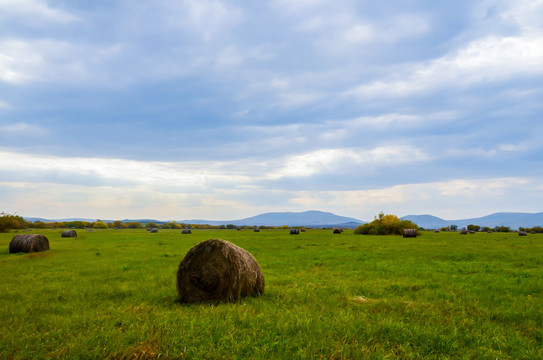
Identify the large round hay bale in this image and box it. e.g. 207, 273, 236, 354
9, 234, 50, 253
181, 229, 192, 234
333, 228, 342, 234
290, 228, 299, 235
460, 229, 468, 235
403, 229, 417, 238
150, 228, 158, 233
176, 239, 265, 303
61, 230, 77, 238
518, 231, 527, 236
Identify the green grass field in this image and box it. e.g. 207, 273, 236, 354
1, 229, 542, 359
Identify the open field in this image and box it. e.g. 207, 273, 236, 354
1, 229, 542, 359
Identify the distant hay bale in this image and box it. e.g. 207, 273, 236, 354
9, 234, 50, 253
460, 230, 468, 235
469, 230, 475, 234
290, 228, 300, 235
182, 229, 192, 234
434, 230, 440, 233
61, 230, 77, 238
518, 231, 527, 236
333, 228, 342, 234
403, 229, 417, 238
254, 228, 260, 232
176, 239, 265, 303
150, 228, 158, 233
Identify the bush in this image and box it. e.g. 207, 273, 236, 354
354, 213, 419, 236
92, 221, 108, 229
0, 212, 27, 232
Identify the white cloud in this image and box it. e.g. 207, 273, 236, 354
289, 176, 543, 220
349, 31, 543, 98
445, 140, 537, 158
271, 145, 430, 178
270, 0, 327, 14
0, 38, 124, 85
0, 151, 250, 191
0, 123, 48, 135
0, 0, 80, 24
0, 100, 11, 109
180, 0, 242, 42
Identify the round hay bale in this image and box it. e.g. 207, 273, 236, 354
403, 229, 417, 238
9, 234, 50, 253
253, 228, 260, 232
150, 228, 158, 233
518, 231, 527, 236
182, 229, 192, 234
61, 230, 77, 238
176, 239, 265, 303
290, 228, 299, 235
333, 228, 342, 234
460, 229, 468, 235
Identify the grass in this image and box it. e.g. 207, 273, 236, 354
0, 229, 542, 359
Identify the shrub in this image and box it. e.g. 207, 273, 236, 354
354, 213, 419, 236
92, 221, 108, 229
0, 213, 27, 232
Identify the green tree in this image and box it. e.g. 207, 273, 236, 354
31, 221, 48, 229
112, 220, 126, 229
495, 226, 510, 232
467, 224, 481, 232
66, 221, 87, 229
354, 213, 419, 235
126, 222, 143, 229
92, 221, 108, 229
0, 212, 28, 232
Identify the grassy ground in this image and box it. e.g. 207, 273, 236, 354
1, 229, 542, 359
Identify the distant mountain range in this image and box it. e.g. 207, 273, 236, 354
182, 210, 364, 227
24, 211, 543, 229
24, 211, 364, 228
401, 212, 543, 229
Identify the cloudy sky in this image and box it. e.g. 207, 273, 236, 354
1, 0, 542, 221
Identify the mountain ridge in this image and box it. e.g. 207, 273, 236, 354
23, 211, 543, 229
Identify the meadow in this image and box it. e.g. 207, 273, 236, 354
1, 229, 542, 359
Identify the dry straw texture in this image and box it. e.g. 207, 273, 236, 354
403, 229, 417, 238
61, 230, 77, 237
176, 239, 265, 303
9, 234, 50, 253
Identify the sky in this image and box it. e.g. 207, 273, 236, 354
1, 0, 542, 222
